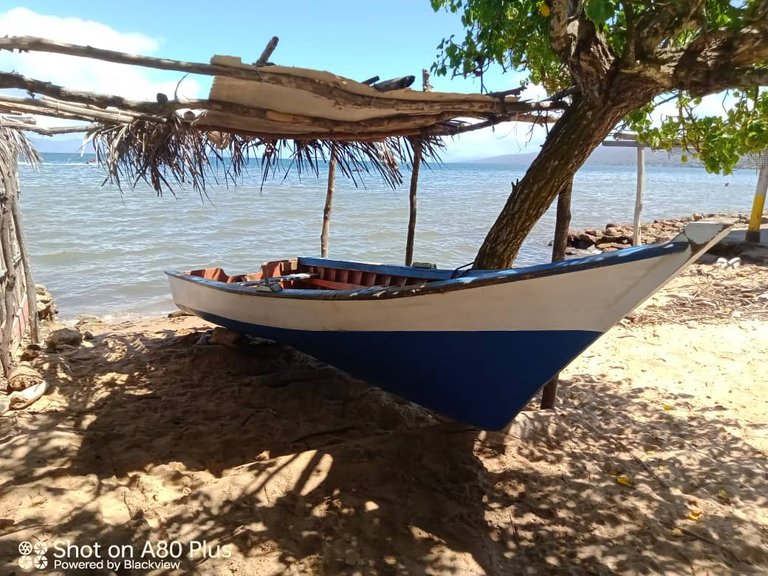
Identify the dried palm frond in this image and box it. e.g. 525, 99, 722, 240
0, 120, 41, 180
259, 134, 445, 189
86, 114, 252, 197
86, 113, 445, 196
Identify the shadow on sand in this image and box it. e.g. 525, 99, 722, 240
0, 319, 766, 574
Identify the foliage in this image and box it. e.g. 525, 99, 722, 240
431, 0, 768, 173
626, 89, 768, 173
431, 0, 567, 92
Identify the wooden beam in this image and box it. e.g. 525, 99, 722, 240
0, 72, 178, 115
18, 125, 93, 135
0, 96, 151, 126
2, 37, 566, 116
0, 36, 245, 78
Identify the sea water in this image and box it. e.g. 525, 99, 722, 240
18, 153, 757, 318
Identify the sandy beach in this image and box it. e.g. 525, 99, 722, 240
1, 257, 766, 575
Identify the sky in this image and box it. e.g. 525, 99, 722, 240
0, 2, 549, 160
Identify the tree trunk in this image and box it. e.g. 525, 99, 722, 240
473, 92, 650, 269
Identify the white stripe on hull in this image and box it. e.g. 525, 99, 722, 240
169, 241, 693, 334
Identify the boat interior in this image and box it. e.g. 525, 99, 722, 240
187, 257, 458, 291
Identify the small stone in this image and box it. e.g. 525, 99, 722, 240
596, 242, 628, 252
45, 328, 83, 351
83, 331, 94, 341
168, 310, 192, 318
19, 344, 42, 361
208, 327, 243, 347
35, 285, 57, 320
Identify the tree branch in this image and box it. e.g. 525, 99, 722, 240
682, 67, 768, 97
621, 0, 637, 66
671, 23, 768, 94
678, 24, 768, 70
633, 0, 707, 59
569, 17, 615, 101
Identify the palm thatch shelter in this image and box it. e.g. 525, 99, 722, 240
0, 35, 565, 374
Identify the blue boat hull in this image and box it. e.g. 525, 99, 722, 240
189, 309, 600, 429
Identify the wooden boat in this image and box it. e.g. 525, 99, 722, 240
166, 222, 730, 429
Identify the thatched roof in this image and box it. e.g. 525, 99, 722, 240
0, 36, 566, 192
0, 118, 40, 181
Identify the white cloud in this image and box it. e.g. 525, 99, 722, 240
0, 7, 202, 127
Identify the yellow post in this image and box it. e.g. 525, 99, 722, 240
747, 159, 768, 243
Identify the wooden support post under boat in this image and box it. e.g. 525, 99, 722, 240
633, 144, 645, 246
747, 154, 768, 243
540, 179, 573, 410
405, 137, 422, 266
321, 145, 337, 258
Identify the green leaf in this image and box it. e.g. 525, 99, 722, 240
584, 0, 616, 26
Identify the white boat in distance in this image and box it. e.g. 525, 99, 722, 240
166, 222, 731, 429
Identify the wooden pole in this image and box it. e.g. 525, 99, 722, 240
0, 186, 15, 377
405, 138, 422, 266
747, 156, 768, 243
255, 36, 279, 66
540, 179, 573, 409
633, 145, 645, 246
321, 145, 338, 257
422, 69, 433, 92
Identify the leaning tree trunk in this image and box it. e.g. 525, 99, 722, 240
473, 91, 654, 269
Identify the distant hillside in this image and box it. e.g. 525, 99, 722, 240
474, 145, 709, 168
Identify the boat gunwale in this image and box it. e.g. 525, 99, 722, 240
165, 239, 690, 301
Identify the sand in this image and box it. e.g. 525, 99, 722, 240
1, 260, 766, 575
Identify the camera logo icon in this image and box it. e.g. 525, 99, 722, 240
18, 540, 48, 571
